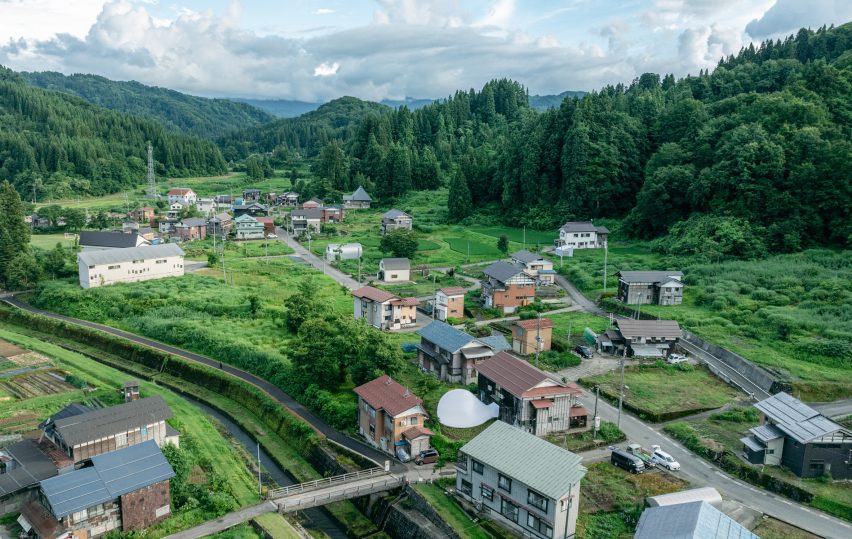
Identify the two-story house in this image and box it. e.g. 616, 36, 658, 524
616, 271, 684, 306
167, 188, 197, 206
612, 319, 681, 358
510, 250, 556, 284
741, 392, 852, 479
555, 222, 608, 251
378, 258, 411, 283
18, 441, 175, 538
354, 375, 432, 459
343, 186, 372, 209
290, 208, 322, 234
207, 212, 233, 237
173, 218, 207, 242
416, 321, 510, 384
477, 352, 587, 436
481, 261, 536, 314
352, 286, 418, 330
278, 192, 299, 206
455, 421, 586, 539
130, 207, 155, 225
243, 188, 262, 201
302, 197, 323, 209
234, 214, 265, 240
511, 318, 553, 356
434, 287, 466, 321
233, 202, 268, 218
380, 209, 413, 235
320, 205, 345, 223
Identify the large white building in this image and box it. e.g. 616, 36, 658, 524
78, 244, 185, 289
556, 221, 609, 250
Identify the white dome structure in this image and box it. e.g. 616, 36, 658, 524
437, 389, 499, 428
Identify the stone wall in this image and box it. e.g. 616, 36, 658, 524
121, 480, 171, 531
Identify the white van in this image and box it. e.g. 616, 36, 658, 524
667, 353, 688, 364
651, 446, 681, 470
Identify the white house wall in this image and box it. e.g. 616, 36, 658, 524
79, 255, 184, 288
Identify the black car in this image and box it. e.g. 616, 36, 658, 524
574, 345, 593, 359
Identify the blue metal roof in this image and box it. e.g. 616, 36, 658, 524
634, 501, 758, 539
477, 335, 511, 352
40, 441, 174, 519
417, 321, 474, 352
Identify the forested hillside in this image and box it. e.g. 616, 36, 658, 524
259, 24, 852, 254
0, 67, 227, 199
22, 71, 274, 139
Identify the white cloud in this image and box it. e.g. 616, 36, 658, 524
314, 8, 334, 15
0, 0, 107, 43
313, 61, 340, 76
746, 0, 852, 39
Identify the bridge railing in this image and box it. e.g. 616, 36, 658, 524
277, 476, 404, 512
267, 466, 388, 499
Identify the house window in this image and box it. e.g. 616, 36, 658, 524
528, 489, 548, 512
460, 479, 473, 496
809, 460, 825, 474
72, 510, 88, 524
141, 425, 149, 438
481, 485, 494, 501
472, 460, 484, 474
500, 498, 519, 522
108, 265, 120, 270
116, 433, 127, 447
88, 504, 104, 518
498, 474, 512, 492
527, 513, 553, 538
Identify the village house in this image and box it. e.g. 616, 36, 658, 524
166, 188, 197, 206
173, 218, 207, 242
0, 439, 64, 515
634, 501, 757, 539
157, 219, 177, 235
380, 209, 413, 235
256, 216, 275, 236
512, 318, 553, 356
278, 192, 299, 206
166, 202, 184, 219
434, 286, 466, 321
609, 319, 682, 358
213, 195, 234, 209
455, 421, 586, 539
616, 271, 684, 306
352, 286, 418, 330
481, 261, 536, 313
325, 243, 362, 262
40, 396, 176, 462
378, 258, 411, 283
555, 221, 608, 250
741, 392, 851, 480
234, 214, 266, 240
354, 375, 432, 460
195, 197, 216, 215
233, 202, 268, 218
510, 250, 556, 284
130, 207, 155, 225
243, 188, 262, 201
343, 186, 372, 209
18, 441, 175, 539
207, 212, 233, 237
477, 351, 588, 436
302, 197, 323, 209
137, 227, 158, 243
78, 231, 151, 252
416, 321, 510, 384
290, 208, 322, 234
320, 205, 345, 223
77, 244, 184, 289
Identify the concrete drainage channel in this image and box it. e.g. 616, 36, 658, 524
184, 396, 349, 539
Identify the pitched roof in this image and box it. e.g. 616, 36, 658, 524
344, 186, 372, 202
755, 392, 847, 444
460, 421, 585, 500
749, 423, 785, 443
618, 271, 684, 284
0, 439, 58, 496
438, 286, 466, 296
234, 214, 259, 223
634, 501, 758, 539
77, 243, 184, 267
233, 203, 268, 210
51, 396, 172, 447
354, 375, 423, 417
210, 212, 232, 222
40, 441, 175, 519
477, 334, 511, 352
381, 258, 410, 270
179, 217, 206, 227
353, 285, 398, 303
482, 261, 527, 283
615, 319, 681, 339
515, 318, 555, 331
79, 231, 146, 248
417, 321, 475, 352
559, 221, 600, 233
476, 351, 573, 398
383, 209, 410, 219
291, 208, 323, 219
402, 426, 434, 440
167, 188, 194, 195
511, 250, 544, 264
256, 217, 274, 224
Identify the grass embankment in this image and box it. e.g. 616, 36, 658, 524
583, 362, 742, 422
558, 245, 852, 398
411, 480, 512, 539
252, 513, 302, 539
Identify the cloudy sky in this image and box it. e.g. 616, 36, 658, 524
1, 0, 850, 101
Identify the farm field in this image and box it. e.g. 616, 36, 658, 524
182, 238, 294, 261
30, 233, 77, 250
0, 370, 76, 400
557, 245, 852, 399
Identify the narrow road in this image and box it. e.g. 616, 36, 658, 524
553, 274, 606, 316
812, 399, 852, 419
570, 385, 851, 538
2, 297, 402, 472
276, 228, 361, 290
163, 501, 278, 539
677, 338, 771, 401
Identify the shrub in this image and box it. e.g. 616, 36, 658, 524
64, 374, 87, 389
710, 407, 758, 423
597, 421, 625, 443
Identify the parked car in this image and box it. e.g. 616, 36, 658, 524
414, 449, 439, 465
266, 233, 278, 239
667, 353, 688, 364
574, 345, 594, 359
626, 443, 657, 469
651, 446, 681, 471
611, 449, 645, 474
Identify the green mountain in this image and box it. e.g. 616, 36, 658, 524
230, 98, 320, 119
21, 71, 274, 139
0, 66, 227, 199
528, 90, 587, 110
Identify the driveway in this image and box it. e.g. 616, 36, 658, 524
556, 354, 621, 381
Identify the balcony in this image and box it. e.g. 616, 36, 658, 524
455, 457, 468, 473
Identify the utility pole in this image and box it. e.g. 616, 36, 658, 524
602, 243, 608, 294
221, 235, 227, 282
593, 386, 599, 439
146, 141, 159, 199
467, 240, 470, 263
534, 312, 542, 367
617, 347, 626, 429
257, 442, 262, 495
523, 226, 526, 250
357, 255, 362, 285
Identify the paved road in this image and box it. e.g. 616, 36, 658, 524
813, 399, 852, 419
553, 274, 606, 316
276, 228, 361, 290
677, 338, 771, 401
2, 297, 404, 473
569, 385, 851, 538
163, 501, 278, 539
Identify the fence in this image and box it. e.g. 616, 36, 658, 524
267, 466, 388, 499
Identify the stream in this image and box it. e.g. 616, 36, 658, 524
184, 397, 349, 539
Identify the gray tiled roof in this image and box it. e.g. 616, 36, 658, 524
383, 209, 410, 219
417, 321, 474, 352
40, 441, 174, 519
755, 392, 846, 444
52, 396, 172, 447
750, 423, 785, 443
618, 271, 684, 284
0, 440, 58, 496
482, 261, 526, 283
77, 243, 184, 267
477, 334, 511, 352
634, 501, 758, 539
179, 218, 207, 227
559, 221, 608, 234
343, 186, 372, 201
460, 421, 585, 500
381, 258, 410, 270
291, 208, 323, 219
615, 319, 681, 339
79, 231, 145, 248
511, 250, 543, 264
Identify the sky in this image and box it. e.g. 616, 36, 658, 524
0, 0, 850, 102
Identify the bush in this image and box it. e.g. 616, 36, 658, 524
64, 374, 88, 389
597, 421, 625, 443
710, 407, 758, 423
538, 351, 581, 370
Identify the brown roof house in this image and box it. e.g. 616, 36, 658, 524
18, 441, 175, 539
352, 286, 418, 330
434, 286, 466, 322
476, 352, 587, 436
174, 218, 207, 242
354, 375, 432, 460
481, 261, 536, 314
613, 319, 682, 358
512, 318, 553, 356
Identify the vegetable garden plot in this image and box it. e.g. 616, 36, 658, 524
0, 370, 76, 399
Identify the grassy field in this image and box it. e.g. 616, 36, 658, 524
30, 233, 77, 250
583, 362, 743, 419
182, 238, 294, 261
253, 514, 302, 539
751, 518, 820, 539
557, 244, 852, 399
375, 271, 470, 298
